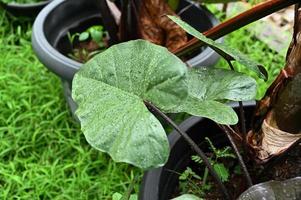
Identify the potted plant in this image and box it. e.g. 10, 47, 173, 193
71, 0, 300, 199
31, 0, 224, 115
0, 0, 52, 16
32, 0, 222, 82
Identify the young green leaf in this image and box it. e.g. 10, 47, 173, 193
72, 40, 188, 169
213, 163, 230, 182
168, 15, 268, 80
174, 68, 257, 125
79, 32, 89, 41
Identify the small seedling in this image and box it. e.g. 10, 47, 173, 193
68, 25, 107, 48
179, 137, 240, 197
67, 25, 108, 62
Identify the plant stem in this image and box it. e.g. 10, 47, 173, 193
174, 0, 299, 56
144, 101, 231, 200
227, 60, 234, 70
218, 124, 253, 187
239, 101, 249, 155
239, 102, 247, 137
203, 167, 209, 186
227, 58, 248, 155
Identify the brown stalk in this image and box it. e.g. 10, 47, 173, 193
248, 3, 301, 162
174, 0, 299, 57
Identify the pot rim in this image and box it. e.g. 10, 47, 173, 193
32, 0, 223, 81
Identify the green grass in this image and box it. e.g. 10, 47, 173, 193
0, 4, 286, 200
1, 0, 45, 4
0, 11, 141, 200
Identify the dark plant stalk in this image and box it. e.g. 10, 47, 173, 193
227, 60, 234, 70
218, 124, 253, 187
239, 102, 247, 137
226, 60, 248, 153
174, 0, 299, 57
238, 101, 249, 156
99, 0, 119, 45
144, 101, 231, 200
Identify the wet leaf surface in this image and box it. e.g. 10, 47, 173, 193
175, 68, 257, 125
72, 40, 257, 169
72, 40, 187, 169
238, 177, 301, 200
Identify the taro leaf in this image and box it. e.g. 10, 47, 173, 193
172, 194, 203, 200
213, 163, 229, 182
238, 177, 301, 200
174, 68, 257, 125
72, 40, 188, 169
168, 15, 268, 80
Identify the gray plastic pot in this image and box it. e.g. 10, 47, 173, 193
32, 0, 223, 115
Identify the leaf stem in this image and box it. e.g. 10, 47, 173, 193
203, 167, 209, 186
174, 0, 299, 56
144, 101, 231, 200
227, 60, 234, 70
239, 101, 249, 155
218, 124, 253, 187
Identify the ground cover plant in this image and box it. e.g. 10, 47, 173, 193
72, 1, 300, 199
0, 11, 141, 199
0, 1, 292, 199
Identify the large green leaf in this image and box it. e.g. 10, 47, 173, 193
72, 40, 188, 169
175, 68, 257, 125
168, 15, 268, 80
187, 68, 257, 102
72, 40, 257, 169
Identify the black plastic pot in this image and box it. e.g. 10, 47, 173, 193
0, 0, 51, 17
32, 0, 222, 82
32, 0, 223, 116
139, 102, 256, 200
